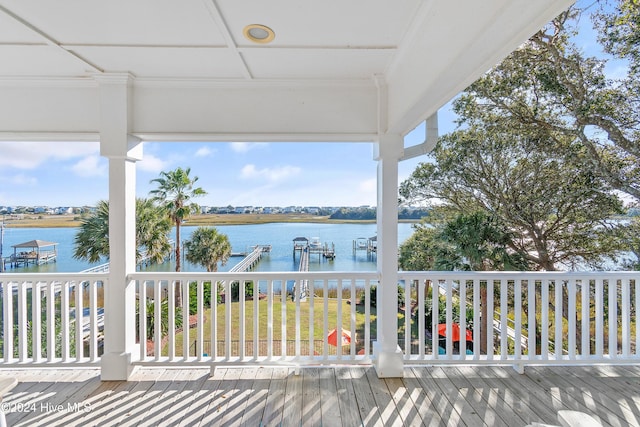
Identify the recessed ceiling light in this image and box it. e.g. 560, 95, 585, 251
243, 24, 275, 44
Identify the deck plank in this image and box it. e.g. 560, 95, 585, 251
177, 368, 224, 426
158, 369, 209, 426
282, 368, 303, 427
318, 367, 344, 427
302, 367, 322, 427
364, 368, 405, 426
470, 366, 548, 426
384, 377, 425, 427
348, 367, 384, 427
334, 367, 362, 427
239, 367, 273, 426
526, 365, 631, 427
1, 365, 640, 427
490, 366, 565, 424
403, 368, 449, 427
219, 367, 258, 426
261, 366, 288, 427
446, 366, 513, 427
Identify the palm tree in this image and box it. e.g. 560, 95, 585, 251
73, 199, 172, 264
150, 167, 206, 307
184, 227, 232, 272
149, 167, 207, 273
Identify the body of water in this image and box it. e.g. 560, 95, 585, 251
1, 223, 416, 273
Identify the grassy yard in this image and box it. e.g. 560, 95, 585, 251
168, 298, 379, 357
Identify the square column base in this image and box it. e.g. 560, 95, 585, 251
372, 341, 404, 378
100, 352, 136, 381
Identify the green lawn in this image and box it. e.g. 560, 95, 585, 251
169, 298, 378, 357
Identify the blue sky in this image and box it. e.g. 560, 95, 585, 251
0, 119, 450, 207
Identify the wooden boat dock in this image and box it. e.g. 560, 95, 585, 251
229, 245, 271, 273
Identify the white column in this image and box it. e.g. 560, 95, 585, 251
373, 133, 404, 378
96, 74, 142, 381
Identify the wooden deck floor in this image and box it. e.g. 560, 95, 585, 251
1, 365, 639, 426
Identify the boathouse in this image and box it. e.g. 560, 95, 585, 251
11, 239, 58, 267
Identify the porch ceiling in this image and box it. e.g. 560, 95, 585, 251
0, 0, 574, 142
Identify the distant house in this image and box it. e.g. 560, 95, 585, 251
56, 207, 74, 215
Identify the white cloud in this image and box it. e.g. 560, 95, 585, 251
137, 154, 169, 173
240, 164, 301, 182
230, 142, 268, 153
195, 146, 214, 157
0, 141, 99, 169
71, 155, 107, 177
0, 173, 37, 186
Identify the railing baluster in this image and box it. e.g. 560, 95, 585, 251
336, 279, 343, 359
33, 282, 42, 362
168, 280, 176, 360
554, 280, 563, 360
226, 280, 232, 360
621, 278, 630, 357
609, 279, 617, 356
636, 278, 640, 357
459, 279, 467, 361
432, 280, 439, 359
76, 280, 84, 362
418, 279, 425, 359
239, 279, 245, 360
2, 281, 13, 362
364, 278, 371, 357
404, 278, 411, 358
500, 279, 508, 360
139, 280, 147, 361
17, 281, 27, 362
61, 280, 70, 362
581, 279, 590, 357
309, 280, 315, 358
323, 279, 328, 359
267, 280, 273, 359
473, 279, 480, 360
253, 280, 259, 359
212, 280, 218, 359
47, 280, 55, 362
541, 279, 549, 360
595, 278, 604, 358
154, 280, 161, 361
90, 280, 98, 362
527, 279, 536, 359
280, 278, 286, 358
487, 279, 494, 360
568, 279, 576, 359
182, 279, 190, 362
514, 278, 522, 361
294, 277, 300, 359
350, 279, 356, 358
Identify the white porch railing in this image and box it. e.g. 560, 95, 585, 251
0, 273, 106, 366
399, 271, 640, 370
131, 272, 378, 367
0, 271, 638, 371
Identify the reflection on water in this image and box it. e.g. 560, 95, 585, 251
2, 222, 416, 273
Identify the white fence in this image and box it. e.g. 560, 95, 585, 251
131, 272, 378, 367
399, 271, 640, 370
0, 273, 106, 366
0, 271, 638, 370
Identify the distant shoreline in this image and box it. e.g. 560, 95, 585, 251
4, 213, 419, 228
